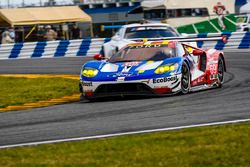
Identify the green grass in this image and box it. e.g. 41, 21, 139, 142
0, 122, 249, 167
0, 76, 79, 108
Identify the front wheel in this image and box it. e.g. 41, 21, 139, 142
181, 62, 191, 94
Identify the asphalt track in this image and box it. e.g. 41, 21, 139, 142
0, 51, 250, 147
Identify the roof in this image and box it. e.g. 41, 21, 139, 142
84, 4, 140, 14
0, 6, 92, 26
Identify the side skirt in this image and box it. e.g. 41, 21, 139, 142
190, 82, 220, 92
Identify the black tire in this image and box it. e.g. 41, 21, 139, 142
181, 62, 191, 94
244, 28, 249, 31
217, 56, 225, 87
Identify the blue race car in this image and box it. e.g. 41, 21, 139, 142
80, 39, 226, 100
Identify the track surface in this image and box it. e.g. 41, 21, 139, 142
0, 52, 250, 147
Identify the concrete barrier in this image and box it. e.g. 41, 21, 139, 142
0, 32, 249, 60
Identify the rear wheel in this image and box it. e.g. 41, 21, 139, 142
217, 57, 225, 87
181, 62, 190, 94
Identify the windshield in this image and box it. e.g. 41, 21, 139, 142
109, 45, 176, 63
124, 26, 179, 39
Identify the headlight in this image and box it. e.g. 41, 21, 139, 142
155, 64, 178, 74
82, 68, 98, 77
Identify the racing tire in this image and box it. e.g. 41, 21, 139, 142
180, 62, 191, 94
217, 56, 225, 87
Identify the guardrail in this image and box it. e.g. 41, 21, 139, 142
0, 38, 110, 60
0, 32, 249, 60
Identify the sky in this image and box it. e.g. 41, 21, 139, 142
0, 0, 73, 7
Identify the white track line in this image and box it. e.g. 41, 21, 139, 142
208, 21, 221, 33
192, 24, 199, 34
1, 118, 250, 149
224, 16, 236, 25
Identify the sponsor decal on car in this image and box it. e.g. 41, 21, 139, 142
117, 77, 125, 82
209, 64, 217, 73
191, 76, 206, 86
208, 60, 218, 65
128, 44, 164, 49
197, 76, 205, 83
210, 74, 219, 80
122, 66, 133, 73
82, 82, 93, 86
113, 72, 133, 77
123, 61, 140, 67
153, 76, 177, 84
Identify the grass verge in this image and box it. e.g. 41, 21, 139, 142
0, 76, 79, 109
0, 122, 249, 167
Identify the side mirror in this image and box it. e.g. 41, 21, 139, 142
93, 54, 104, 60
192, 49, 204, 56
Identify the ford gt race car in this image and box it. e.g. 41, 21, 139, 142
80, 38, 226, 100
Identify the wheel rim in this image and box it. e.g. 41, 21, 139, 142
218, 59, 224, 83
181, 64, 190, 91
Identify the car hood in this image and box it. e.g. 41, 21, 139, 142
81, 57, 182, 82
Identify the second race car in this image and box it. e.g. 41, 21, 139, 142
102, 22, 181, 57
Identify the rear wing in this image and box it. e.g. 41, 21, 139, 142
130, 36, 228, 44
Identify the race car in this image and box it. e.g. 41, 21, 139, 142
80, 38, 226, 100
102, 22, 181, 57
